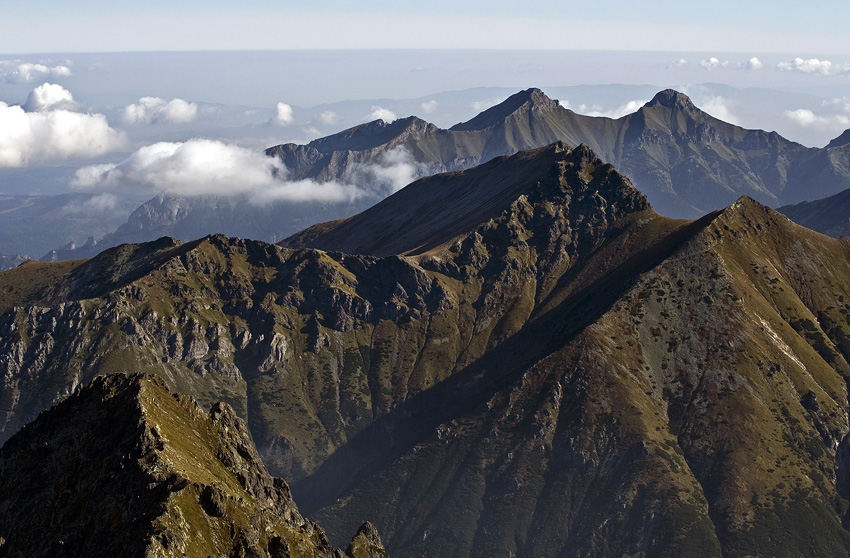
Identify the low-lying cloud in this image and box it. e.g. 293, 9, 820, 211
738, 57, 763, 70
0, 85, 124, 167
784, 108, 850, 129
0, 60, 72, 83
319, 110, 339, 125
559, 99, 648, 119
122, 97, 199, 124
777, 58, 850, 76
273, 102, 294, 126
700, 57, 729, 71
699, 96, 740, 125
345, 146, 430, 195
368, 106, 397, 122
72, 139, 426, 203
420, 100, 438, 114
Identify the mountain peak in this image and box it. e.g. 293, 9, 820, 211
645, 89, 697, 112
450, 87, 561, 131
282, 142, 649, 257
826, 129, 850, 149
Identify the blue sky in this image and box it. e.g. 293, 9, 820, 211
3, 1, 849, 54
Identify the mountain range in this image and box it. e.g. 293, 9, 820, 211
4, 141, 850, 555
32, 87, 850, 267
269, 88, 850, 218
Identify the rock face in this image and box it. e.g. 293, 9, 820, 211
0, 373, 384, 558
4, 142, 850, 556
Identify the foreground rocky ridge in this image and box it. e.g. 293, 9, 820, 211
0, 373, 385, 558
3, 143, 850, 555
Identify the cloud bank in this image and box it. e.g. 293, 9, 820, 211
0, 60, 71, 83
777, 58, 850, 76
738, 57, 763, 70
122, 97, 199, 124
700, 57, 729, 71
73, 139, 425, 203
0, 85, 124, 167
784, 108, 850, 129
559, 99, 648, 119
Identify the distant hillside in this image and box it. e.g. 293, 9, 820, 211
778, 188, 850, 237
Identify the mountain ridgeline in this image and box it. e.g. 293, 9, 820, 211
269, 87, 850, 219
41, 87, 850, 264
3, 143, 850, 555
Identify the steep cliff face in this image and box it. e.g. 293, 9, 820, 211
0, 373, 384, 558
4, 143, 850, 556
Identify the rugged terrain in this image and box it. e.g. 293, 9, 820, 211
3, 142, 850, 555
0, 373, 386, 558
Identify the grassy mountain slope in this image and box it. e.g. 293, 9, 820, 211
0, 373, 384, 557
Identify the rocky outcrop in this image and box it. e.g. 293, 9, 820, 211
0, 373, 385, 558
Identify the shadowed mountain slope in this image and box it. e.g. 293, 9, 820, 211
4, 143, 850, 556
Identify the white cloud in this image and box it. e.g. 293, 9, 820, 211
420, 100, 438, 114
738, 57, 763, 70
319, 110, 339, 125
345, 146, 429, 195
699, 97, 740, 125
0, 60, 72, 83
560, 99, 647, 119
72, 138, 417, 204
777, 57, 850, 76
368, 106, 396, 122
23, 83, 77, 112
73, 139, 280, 196
824, 97, 850, 113
273, 102, 294, 126
60, 193, 120, 215
121, 97, 199, 124
0, 100, 124, 168
699, 57, 729, 71
471, 98, 507, 112
670, 58, 689, 68
784, 108, 850, 129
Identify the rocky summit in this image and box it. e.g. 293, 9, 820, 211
0, 373, 386, 558
3, 142, 850, 556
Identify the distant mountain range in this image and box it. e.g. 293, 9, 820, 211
34, 87, 850, 266
5, 142, 850, 555
269, 88, 850, 218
